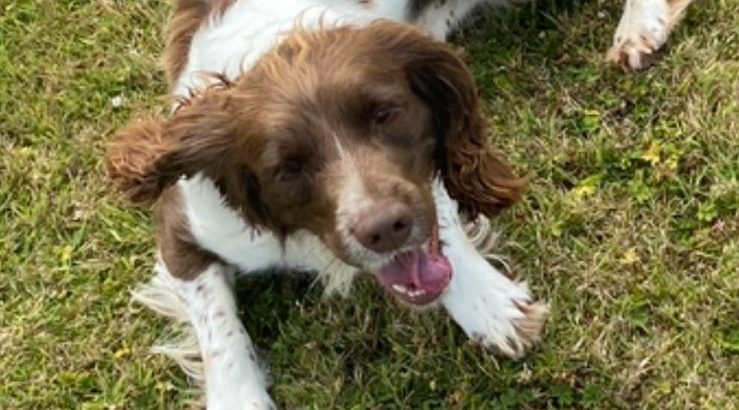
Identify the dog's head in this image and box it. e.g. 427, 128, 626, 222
107, 21, 524, 305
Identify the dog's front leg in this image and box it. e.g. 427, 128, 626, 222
433, 180, 548, 358
176, 262, 275, 410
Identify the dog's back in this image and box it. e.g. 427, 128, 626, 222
166, 0, 411, 97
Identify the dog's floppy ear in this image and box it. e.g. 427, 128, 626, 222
106, 88, 240, 204
387, 24, 525, 216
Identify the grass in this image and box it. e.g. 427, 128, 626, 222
0, 0, 737, 408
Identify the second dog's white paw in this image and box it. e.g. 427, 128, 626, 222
607, 0, 674, 70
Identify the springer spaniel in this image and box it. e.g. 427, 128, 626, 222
107, 0, 694, 408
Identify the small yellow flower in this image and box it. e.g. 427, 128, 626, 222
619, 248, 638, 265
114, 343, 130, 359
641, 141, 662, 166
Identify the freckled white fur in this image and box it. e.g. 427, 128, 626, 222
138, 262, 275, 410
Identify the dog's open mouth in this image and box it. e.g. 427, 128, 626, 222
372, 224, 452, 305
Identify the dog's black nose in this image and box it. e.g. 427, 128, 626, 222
352, 200, 413, 253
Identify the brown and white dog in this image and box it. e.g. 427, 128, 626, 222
107, 0, 693, 408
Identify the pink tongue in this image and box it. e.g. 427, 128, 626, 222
377, 250, 452, 293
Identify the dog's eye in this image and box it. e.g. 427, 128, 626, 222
372, 106, 399, 126
276, 160, 304, 180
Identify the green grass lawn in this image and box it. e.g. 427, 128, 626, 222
1, 0, 737, 408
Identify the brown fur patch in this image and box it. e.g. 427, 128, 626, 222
398, 33, 526, 216
106, 78, 242, 206
106, 119, 171, 204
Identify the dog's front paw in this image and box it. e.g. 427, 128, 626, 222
434, 178, 547, 358
442, 269, 548, 358
489, 298, 548, 358
453, 286, 547, 358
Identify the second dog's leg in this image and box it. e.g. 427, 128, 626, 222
412, 0, 493, 40
607, 0, 694, 70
